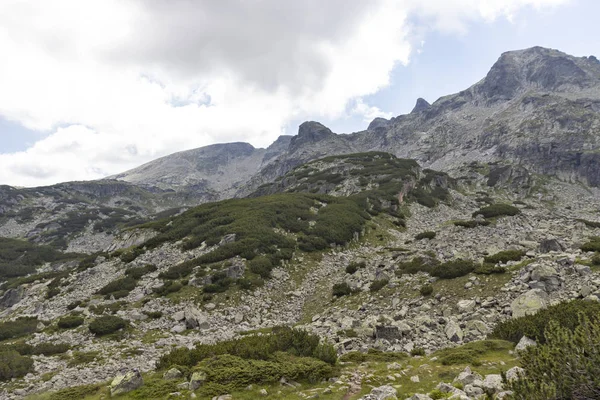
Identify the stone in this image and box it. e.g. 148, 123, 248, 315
539, 239, 564, 253
464, 384, 484, 397
410, 375, 420, 383
0, 287, 24, 308
163, 368, 183, 380
515, 336, 537, 352
575, 264, 592, 276
505, 366, 525, 382
530, 265, 560, 291
510, 289, 549, 318
445, 320, 463, 342
406, 394, 432, 400
171, 324, 186, 334
259, 388, 268, 396
205, 303, 216, 311
110, 370, 143, 396
456, 299, 476, 313
375, 326, 401, 341
360, 385, 398, 400
184, 306, 210, 330
481, 374, 503, 394
213, 396, 232, 400
453, 367, 483, 386
189, 371, 207, 390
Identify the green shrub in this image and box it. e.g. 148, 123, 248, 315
0, 350, 33, 381
395, 256, 440, 276
159, 261, 196, 280
411, 347, 426, 356
592, 253, 600, 265
339, 349, 408, 363
490, 300, 600, 344
345, 261, 365, 274
58, 315, 84, 329
429, 389, 448, 400
415, 231, 436, 240
332, 282, 353, 297
419, 284, 434, 296
472, 204, 521, 219
474, 264, 506, 275
67, 351, 102, 367
247, 256, 273, 279
369, 279, 389, 292
66, 300, 82, 310
88, 315, 127, 336
125, 264, 157, 280
46, 384, 102, 400
454, 220, 491, 228
0, 317, 38, 341
431, 259, 475, 279
157, 326, 336, 370
144, 311, 163, 319
509, 315, 600, 400
0, 238, 80, 279
484, 250, 526, 264
10, 342, 70, 356
576, 218, 600, 228
581, 237, 600, 252
435, 340, 513, 366
194, 353, 333, 397
154, 280, 183, 296
97, 276, 137, 296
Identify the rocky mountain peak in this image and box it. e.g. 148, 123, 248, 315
477, 46, 600, 102
289, 121, 336, 152
411, 98, 431, 113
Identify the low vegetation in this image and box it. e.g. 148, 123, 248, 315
434, 340, 513, 366
0, 238, 80, 279
88, 315, 128, 336
483, 250, 526, 264
472, 203, 521, 219
581, 236, 600, 252
454, 219, 491, 228
0, 349, 34, 381
415, 231, 436, 240
57, 315, 84, 329
0, 317, 38, 341
332, 282, 353, 297
490, 300, 600, 344
396, 257, 476, 279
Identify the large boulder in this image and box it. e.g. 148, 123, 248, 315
453, 366, 483, 386
110, 370, 143, 396
539, 238, 564, 253
481, 374, 504, 394
360, 385, 398, 400
515, 336, 537, 352
510, 289, 549, 318
457, 299, 476, 313
445, 320, 464, 342
189, 370, 207, 390
184, 306, 210, 330
530, 264, 560, 292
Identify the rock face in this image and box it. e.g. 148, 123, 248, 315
511, 289, 549, 318
110, 370, 143, 396
0, 287, 24, 308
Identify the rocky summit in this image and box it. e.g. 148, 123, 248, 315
1, 46, 600, 400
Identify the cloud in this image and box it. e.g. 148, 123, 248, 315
0, 0, 569, 186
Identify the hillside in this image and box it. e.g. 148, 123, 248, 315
1, 46, 600, 400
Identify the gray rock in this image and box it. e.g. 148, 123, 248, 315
505, 366, 525, 382
0, 287, 24, 308
184, 306, 210, 330
445, 320, 463, 342
360, 385, 398, 400
456, 299, 476, 313
189, 371, 207, 390
511, 289, 549, 318
575, 264, 592, 276
539, 239, 564, 253
163, 368, 183, 380
481, 374, 504, 394
110, 370, 143, 396
515, 336, 537, 352
453, 367, 483, 386
405, 394, 432, 400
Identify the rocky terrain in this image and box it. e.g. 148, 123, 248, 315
0, 46, 600, 400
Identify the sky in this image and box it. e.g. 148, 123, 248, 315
0, 0, 598, 187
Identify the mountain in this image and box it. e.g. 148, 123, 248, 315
106, 46, 600, 197
2, 46, 600, 399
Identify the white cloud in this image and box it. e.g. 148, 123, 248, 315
0, 0, 569, 186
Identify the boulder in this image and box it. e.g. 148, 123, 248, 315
481, 374, 504, 394
530, 265, 560, 292
189, 371, 207, 390
505, 366, 525, 382
539, 239, 564, 253
184, 306, 210, 330
575, 264, 592, 276
453, 367, 483, 386
510, 289, 548, 318
110, 370, 143, 396
445, 320, 463, 342
406, 394, 432, 400
375, 326, 401, 341
456, 299, 476, 313
360, 385, 398, 400
515, 336, 537, 352
163, 368, 183, 380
